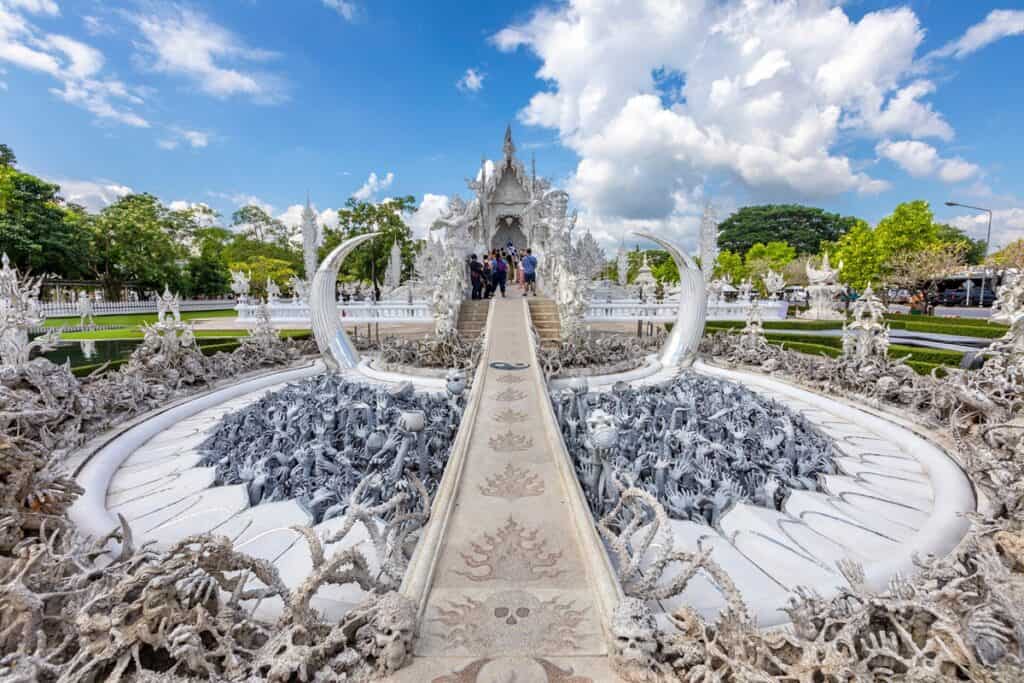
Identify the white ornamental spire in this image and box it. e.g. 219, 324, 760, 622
301, 194, 319, 282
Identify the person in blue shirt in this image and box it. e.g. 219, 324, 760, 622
521, 248, 538, 296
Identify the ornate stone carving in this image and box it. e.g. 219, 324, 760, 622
799, 252, 845, 320
492, 407, 527, 424
454, 517, 565, 582
842, 283, 890, 361
488, 428, 534, 452
433, 590, 587, 655
0, 253, 59, 368
479, 464, 545, 499
763, 268, 786, 299
229, 269, 251, 303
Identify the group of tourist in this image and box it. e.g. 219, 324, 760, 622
468, 241, 538, 299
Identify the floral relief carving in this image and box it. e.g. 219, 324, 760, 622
492, 407, 528, 424
479, 463, 545, 499
454, 517, 565, 583
493, 387, 527, 402
489, 429, 534, 452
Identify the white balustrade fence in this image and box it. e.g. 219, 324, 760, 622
41, 299, 238, 317
236, 299, 432, 324
585, 299, 788, 322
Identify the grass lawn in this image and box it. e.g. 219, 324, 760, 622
44, 309, 238, 328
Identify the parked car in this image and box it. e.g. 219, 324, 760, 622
931, 287, 997, 307
891, 289, 911, 304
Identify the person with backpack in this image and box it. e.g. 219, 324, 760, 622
482, 255, 493, 298
492, 252, 508, 297
468, 254, 483, 300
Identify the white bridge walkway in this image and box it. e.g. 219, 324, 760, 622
395, 297, 620, 681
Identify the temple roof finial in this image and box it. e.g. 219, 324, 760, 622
503, 124, 515, 160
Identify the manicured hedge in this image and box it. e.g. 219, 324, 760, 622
758, 333, 965, 367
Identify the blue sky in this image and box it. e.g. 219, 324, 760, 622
2, 1, 1024, 250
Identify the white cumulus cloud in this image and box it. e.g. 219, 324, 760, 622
55, 178, 133, 212
0, 3, 149, 126
407, 193, 449, 239
949, 207, 1024, 249
131, 4, 285, 103
875, 139, 979, 184
352, 171, 394, 201
456, 67, 485, 93
321, 1, 357, 21
932, 9, 1024, 60
491, 1, 972, 245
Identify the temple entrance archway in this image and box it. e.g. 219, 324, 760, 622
491, 215, 527, 251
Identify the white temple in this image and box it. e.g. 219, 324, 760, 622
432, 125, 570, 257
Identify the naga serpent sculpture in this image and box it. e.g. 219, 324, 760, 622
633, 231, 707, 368
310, 231, 380, 371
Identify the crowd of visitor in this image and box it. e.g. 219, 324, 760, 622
468, 241, 538, 299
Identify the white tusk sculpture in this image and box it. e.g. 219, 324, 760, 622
310, 231, 380, 371
633, 231, 707, 368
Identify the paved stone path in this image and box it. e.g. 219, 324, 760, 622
394, 296, 618, 682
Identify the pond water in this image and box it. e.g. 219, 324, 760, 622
38, 338, 231, 369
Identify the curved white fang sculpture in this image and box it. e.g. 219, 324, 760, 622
633, 231, 707, 368
310, 232, 380, 371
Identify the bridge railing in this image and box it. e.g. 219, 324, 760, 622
584, 299, 788, 322
236, 300, 433, 324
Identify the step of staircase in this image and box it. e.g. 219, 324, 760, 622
526, 297, 561, 343
457, 300, 491, 339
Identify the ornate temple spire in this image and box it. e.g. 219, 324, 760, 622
301, 194, 319, 282
503, 124, 515, 161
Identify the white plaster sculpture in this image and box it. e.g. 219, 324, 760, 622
301, 195, 321, 282
707, 278, 727, 304
699, 202, 719, 284
266, 278, 282, 305
76, 290, 95, 328
737, 278, 754, 303
0, 253, 58, 367
573, 230, 606, 281
617, 246, 629, 287
310, 231, 379, 371
384, 240, 403, 291
763, 269, 786, 300
230, 269, 251, 303
156, 286, 181, 324
633, 231, 706, 368
289, 275, 310, 304
799, 252, 846, 321
842, 284, 890, 361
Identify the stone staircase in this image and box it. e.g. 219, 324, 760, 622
456, 299, 490, 339
527, 297, 561, 346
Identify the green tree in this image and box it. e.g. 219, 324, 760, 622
92, 194, 190, 296
232, 205, 291, 244
717, 204, 859, 256
0, 144, 16, 168
713, 250, 747, 283
183, 226, 233, 297
321, 196, 417, 299
988, 239, 1024, 270
0, 161, 93, 278
833, 220, 884, 291
652, 255, 679, 284
934, 223, 987, 265
229, 256, 296, 298
744, 241, 796, 285
873, 200, 939, 259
